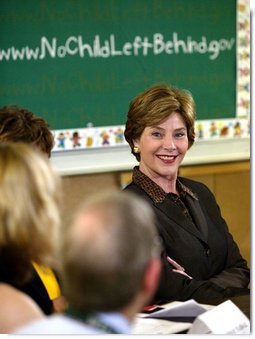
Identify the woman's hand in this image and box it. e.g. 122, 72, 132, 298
166, 256, 192, 279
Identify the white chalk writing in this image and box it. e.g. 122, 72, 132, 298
0, 33, 235, 62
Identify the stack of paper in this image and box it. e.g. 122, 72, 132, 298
132, 299, 250, 334
188, 300, 250, 334
132, 299, 207, 334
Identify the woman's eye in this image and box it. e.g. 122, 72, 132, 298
151, 131, 162, 137
175, 132, 186, 138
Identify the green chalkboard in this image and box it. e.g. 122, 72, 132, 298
0, 0, 236, 130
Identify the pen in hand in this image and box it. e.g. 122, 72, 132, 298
166, 256, 192, 279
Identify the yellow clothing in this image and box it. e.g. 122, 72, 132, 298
32, 262, 61, 300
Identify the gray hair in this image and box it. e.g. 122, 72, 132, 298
60, 189, 160, 312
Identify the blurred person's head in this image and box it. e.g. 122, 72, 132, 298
0, 106, 54, 157
60, 190, 161, 321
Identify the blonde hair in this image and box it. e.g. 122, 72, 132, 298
0, 142, 61, 283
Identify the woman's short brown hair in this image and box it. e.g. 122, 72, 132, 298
124, 83, 196, 161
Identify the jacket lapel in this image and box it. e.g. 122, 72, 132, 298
155, 195, 208, 245
185, 194, 209, 241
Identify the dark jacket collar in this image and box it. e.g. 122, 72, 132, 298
132, 166, 208, 244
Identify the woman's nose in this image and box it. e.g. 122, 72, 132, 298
163, 137, 176, 151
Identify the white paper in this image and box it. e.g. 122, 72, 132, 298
131, 317, 192, 334
131, 300, 208, 334
144, 299, 207, 321
188, 300, 250, 334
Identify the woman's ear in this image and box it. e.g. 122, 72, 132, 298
132, 139, 141, 155
133, 139, 140, 147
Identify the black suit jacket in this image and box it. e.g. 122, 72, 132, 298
124, 177, 250, 304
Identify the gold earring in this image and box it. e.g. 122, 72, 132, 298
133, 146, 140, 154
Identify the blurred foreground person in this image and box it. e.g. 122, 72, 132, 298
0, 105, 65, 314
16, 190, 161, 334
0, 142, 62, 332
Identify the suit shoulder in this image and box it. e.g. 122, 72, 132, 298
123, 182, 151, 200
178, 176, 212, 195
123, 182, 143, 194
123, 181, 139, 192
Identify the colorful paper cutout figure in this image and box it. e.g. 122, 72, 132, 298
197, 123, 204, 139
57, 132, 66, 148
101, 130, 110, 145
209, 122, 217, 137
220, 126, 229, 137
234, 122, 242, 137
71, 131, 81, 147
86, 122, 94, 147
115, 128, 124, 144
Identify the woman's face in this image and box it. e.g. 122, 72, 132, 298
134, 112, 189, 181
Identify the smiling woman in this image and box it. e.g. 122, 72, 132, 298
123, 83, 250, 305
133, 113, 189, 194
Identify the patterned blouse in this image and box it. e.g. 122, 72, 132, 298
132, 166, 198, 224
